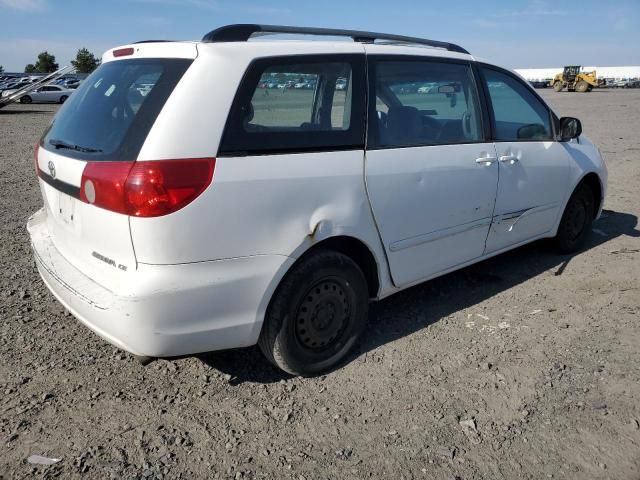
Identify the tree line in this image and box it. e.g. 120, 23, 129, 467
5, 48, 100, 75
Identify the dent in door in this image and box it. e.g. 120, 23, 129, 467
485, 141, 569, 253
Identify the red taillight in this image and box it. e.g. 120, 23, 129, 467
80, 161, 134, 214
79, 159, 215, 217
125, 159, 215, 217
113, 47, 134, 58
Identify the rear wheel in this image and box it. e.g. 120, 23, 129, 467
553, 81, 564, 92
575, 81, 589, 93
553, 183, 596, 253
258, 250, 369, 376
59, 95, 68, 104
20, 95, 32, 104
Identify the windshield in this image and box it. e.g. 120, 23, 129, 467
42, 58, 191, 161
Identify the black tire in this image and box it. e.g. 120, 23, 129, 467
258, 250, 369, 376
59, 95, 68, 104
553, 81, 564, 92
20, 95, 32, 104
575, 81, 589, 93
553, 183, 596, 253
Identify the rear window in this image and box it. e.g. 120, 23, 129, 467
41, 58, 191, 161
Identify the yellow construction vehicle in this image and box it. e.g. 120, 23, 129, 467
551, 66, 603, 92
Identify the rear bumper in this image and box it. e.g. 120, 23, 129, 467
27, 208, 293, 357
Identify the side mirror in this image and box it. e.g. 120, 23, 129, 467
559, 117, 582, 141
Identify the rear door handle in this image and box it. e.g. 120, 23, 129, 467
499, 154, 518, 164
475, 156, 498, 165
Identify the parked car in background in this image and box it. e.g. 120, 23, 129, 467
63, 79, 81, 89
529, 80, 548, 89
418, 83, 438, 93
1, 77, 42, 95
608, 79, 633, 88
0, 82, 20, 93
28, 24, 607, 376
19, 85, 73, 104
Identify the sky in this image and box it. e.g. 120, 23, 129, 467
0, 0, 638, 72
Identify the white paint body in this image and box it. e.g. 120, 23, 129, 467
28, 39, 607, 358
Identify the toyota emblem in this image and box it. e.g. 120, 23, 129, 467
47, 160, 56, 179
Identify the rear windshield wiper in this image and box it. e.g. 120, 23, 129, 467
49, 139, 102, 153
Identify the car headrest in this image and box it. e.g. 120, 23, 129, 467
387, 106, 422, 145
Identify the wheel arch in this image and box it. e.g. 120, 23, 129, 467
250, 235, 382, 352
551, 170, 605, 238
578, 171, 604, 218
293, 235, 381, 299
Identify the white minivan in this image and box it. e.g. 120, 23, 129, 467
28, 25, 607, 375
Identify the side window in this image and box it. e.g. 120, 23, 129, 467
250, 64, 350, 130
482, 68, 552, 141
219, 55, 365, 156
370, 60, 483, 148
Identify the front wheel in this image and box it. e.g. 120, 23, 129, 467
258, 250, 369, 376
553, 81, 564, 92
575, 81, 590, 93
20, 95, 32, 104
553, 183, 596, 253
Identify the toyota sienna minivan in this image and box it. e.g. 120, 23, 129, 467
28, 25, 607, 375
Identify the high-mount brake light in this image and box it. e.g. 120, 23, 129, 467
79, 159, 216, 217
113, 47, 135, 57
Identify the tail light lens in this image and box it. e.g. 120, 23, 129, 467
79, 162, 133, 214
79, 158, 215, 217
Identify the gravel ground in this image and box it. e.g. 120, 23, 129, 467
1, 90, 639, 480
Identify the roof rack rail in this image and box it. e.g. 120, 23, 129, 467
133, 40, 176, 44
201, 24, 470, 55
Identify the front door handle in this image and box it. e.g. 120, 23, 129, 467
475, 156, 498, 165
499, 154, 519, 164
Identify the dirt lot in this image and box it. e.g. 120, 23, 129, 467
1, 89, 639, 480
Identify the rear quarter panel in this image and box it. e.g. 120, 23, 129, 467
130, 150, 388, 274
130, 42, 394, 296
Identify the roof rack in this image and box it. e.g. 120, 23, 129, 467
133, 40, 176, 44
201, 24, 470, 55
